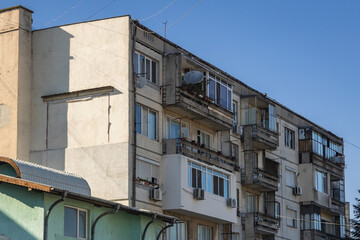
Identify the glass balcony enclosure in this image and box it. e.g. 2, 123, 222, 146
240, 95, 277, 133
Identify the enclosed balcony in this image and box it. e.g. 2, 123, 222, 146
242, 212, 280, 236
240, 95, 278, 150
163, 138, 235, 172
299, 127, 345, 175
162, 54, 234, 130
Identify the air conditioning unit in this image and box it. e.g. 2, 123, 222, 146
193, 188, 205, 200
227, 198, 237, 208
150, 188, 162, 201
293, 186, 302, 196
233, 125, 243, 135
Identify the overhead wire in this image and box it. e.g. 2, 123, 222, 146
167, 0, 203, 29
43, 0, 85, 28
84, 0, 118, 21
139, 0, 178, 22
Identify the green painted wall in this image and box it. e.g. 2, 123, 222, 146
0, 182, 167, 240
0, 182, 44, 240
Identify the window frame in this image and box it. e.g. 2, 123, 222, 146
206, 73, 233, 111
197, 130, 211, 148
165, 116, 189, 139
64, 206, 88, 239
285, 168, 296, 188
315, 169, 328, 194
284, 127, 295, 149
286, 207, 297, 228
246, 193, 258, 213
197, 225, 212, 240
133, 51, 158, 84
187, 161, 230, 198
136, 104, 158, 140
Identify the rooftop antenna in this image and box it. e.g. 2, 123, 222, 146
163, 21, 168, 38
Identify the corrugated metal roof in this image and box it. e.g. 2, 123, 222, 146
0, 157, 91, 196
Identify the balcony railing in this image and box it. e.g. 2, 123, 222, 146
241, 168, 279, 191
242, 212, 280, 235
162, 87, 234, 130
163, 138, 236, 172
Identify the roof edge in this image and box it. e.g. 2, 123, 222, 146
0, 156, 21, 178
0, 5, 33, 14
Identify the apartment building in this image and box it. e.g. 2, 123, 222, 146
0, 6, 348, 240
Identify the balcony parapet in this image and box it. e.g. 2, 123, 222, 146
241, 168, 279, 192
163, 138, 236, 172
242, 212, 280, 235
162, 87, 234, 130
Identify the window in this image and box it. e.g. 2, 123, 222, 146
187, 161, 229, 198
231, 144, 238, 159
340, 215, 346, 238
285, 169, 296, 188
232, 101, 238, 126
133, 52, 158, 84
246, 194, 258, 213
315, 169, 328, 193
136, 104, 157, 140
136, 159, 159, 183
64, 206, 87, 239
301, 213, 321, 231
325, 140, 343, 159
167, 222, 187, 240
284, 128, 295, 149
198, 225, 212, 240
197, 130, 210, 148
286, 208, 297, 228
312, 131, 326, 157
207, 74, 232, 111
275, 202, 280, 219
166, 117, 188, 139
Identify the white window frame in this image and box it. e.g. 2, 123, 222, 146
136, 157, 160, 183
206, 72, 233, 111
133, 51, 158, 84
197, 130, 211, 148
284, 127, 295, 149
136, 104, 157, 140
187, 161, 230, 198
165, 116, 189, 139
166, 221, 187, 240
197, 225, 212, 240
64, 206, 88, 239
285, 168, 296, 188
246, 193, 258, 213
315, 169, 328, 194
286, 207, 297, 228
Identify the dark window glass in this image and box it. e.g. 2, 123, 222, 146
192, 168, 197, 188
219, 178, 224, 196
79, 210, 86, 238
64, 207, 77, 238
213, 176, 219, 195
151, 61, 157, 83
209, 79, 215, 100
146, 59, 151, 80
140, 55, 145, 77
136, 104, 141, 134
133, 53, 138, 74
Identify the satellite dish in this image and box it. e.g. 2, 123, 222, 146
135, 76, 147, 88
330, 156, 345, 164
183, 71, 204, 84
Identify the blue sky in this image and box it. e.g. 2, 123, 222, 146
1, 0, 359, 217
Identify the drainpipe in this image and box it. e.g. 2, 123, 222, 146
44, 191, 68, 240
141, 214, 157, 240
91, 204, 121, 240
156, 220, 175, 240
131, 21, 138, 208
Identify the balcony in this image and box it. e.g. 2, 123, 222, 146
240, 95, 279, 150
162, 86, 234, 130
162, 151, 237, 223
242, 212, 280, 236
163, 138, 236, 172
241, 168, 279, 192
301, 229, 344, 240
299, 139, 344, 176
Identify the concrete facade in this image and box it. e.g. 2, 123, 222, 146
0, 5, 348, 240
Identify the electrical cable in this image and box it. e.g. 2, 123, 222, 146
167, 0, 203, 29
139, 0, 178, 22
43, 0, 85, 27
84, 0, 117, 21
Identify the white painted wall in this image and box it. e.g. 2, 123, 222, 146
162, 154, 237, 223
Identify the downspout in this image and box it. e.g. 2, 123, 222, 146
131, 20, 138, 208
156, 220, 175, 240
44, 191, 68, 240
141, 214, 157, 240
91, 204, 121, 240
